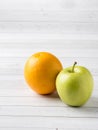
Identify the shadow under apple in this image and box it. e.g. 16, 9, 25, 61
85, 96, 98, 108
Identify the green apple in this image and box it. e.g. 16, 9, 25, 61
56, 62, 94, 107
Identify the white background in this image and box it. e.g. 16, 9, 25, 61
0, 0, 98, 129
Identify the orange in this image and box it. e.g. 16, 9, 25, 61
24, 51, 63, 94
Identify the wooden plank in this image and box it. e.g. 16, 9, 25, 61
0, 48, 98, 58
0, 0, 98, 11
0, 22, 98, 34
0, 86, 97, 97
0, 93, 97, 108
0, 57, 98, 69
0, 116, 97, 128
0, 10, 98, 22
0, 105, 98, 118
0, 33, 98, 41
0, 40, 98, 49
0, 95, 62, 106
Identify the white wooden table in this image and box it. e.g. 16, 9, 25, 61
0, 0, 98, 129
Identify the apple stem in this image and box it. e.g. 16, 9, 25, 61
72, 62, 77, 72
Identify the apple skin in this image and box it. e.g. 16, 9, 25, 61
56, 65, 94, 107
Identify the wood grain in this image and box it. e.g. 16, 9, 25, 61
0, 0, 98, 129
